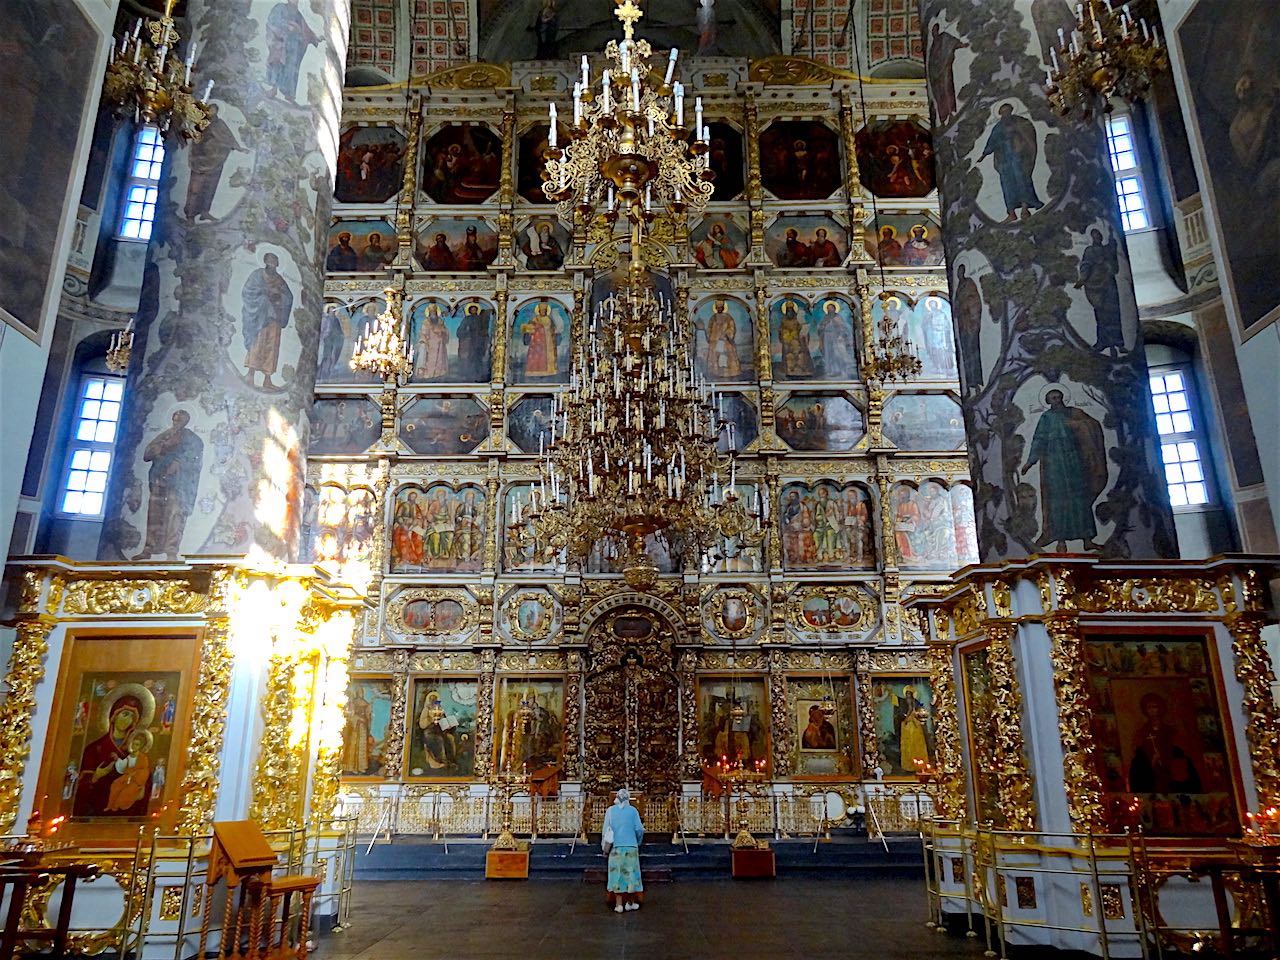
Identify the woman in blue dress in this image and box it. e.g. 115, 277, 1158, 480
603, 788, 645, 913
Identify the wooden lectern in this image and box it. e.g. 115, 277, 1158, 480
198, 821, 321, 960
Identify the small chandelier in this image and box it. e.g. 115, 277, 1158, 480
349, 283, 413, 383
105, 319, 135, 374
510, 0, 764, 591
864, 293, 922, 382
1045, 0, 1168, 120
516, 689, 538, 734
103, 0, 215, 142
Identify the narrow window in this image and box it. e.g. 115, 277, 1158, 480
59, 375, 125, 517
1106, 115, 1150, 232
1149, 368, 1210, 507
117, 125, 165, 241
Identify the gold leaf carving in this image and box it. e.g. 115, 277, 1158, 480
62, 578, 209, 615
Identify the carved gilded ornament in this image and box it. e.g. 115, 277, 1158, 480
497, 652, 567, 672
785, 650, 854, 672
927, 643, 967, 819
706, 586, 760, 641
1225, 612, 1280, 808
786, 583, 878, 635
985, 623, 1037, 831
502, 589, 558, 643
407, 652, 482, 672
0, 616, 54, 833
1045, 613, 1104, 833
1073, 577, 1220, 614
419, 62, 512, 90
61, 578, 209, 616
854, 669, 881, 774
747, 56, 870, 86
387, 588, 479, 637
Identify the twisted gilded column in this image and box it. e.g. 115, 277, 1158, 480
101, 0, 351, 562
919, 0, 1175, 562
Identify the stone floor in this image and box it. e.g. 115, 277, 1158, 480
314, 878, 991, 959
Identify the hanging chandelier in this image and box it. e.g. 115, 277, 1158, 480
102, 0, 215, 142
864, 292, 922, 383
350, 282, 413, 383
1045, 0, 1167, 120
105, 319, 135, 374
508, 0, 766, 591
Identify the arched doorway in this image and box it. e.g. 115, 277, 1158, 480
583, 606, 681, 794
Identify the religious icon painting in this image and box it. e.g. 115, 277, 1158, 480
308, 398, 380, 456
503, 588, 559, 644
420, 122, 502, 204
494, 677, 565, 776
776, 394, 865, 451
882, 393, 966, 452
340, 676, 395, 779
508, 396, 555, 454
714, 393, 759, 454
406, 678, 479, 779
697, 678, 771, 773
389, 589, 475, 638
503, 483, 559, 572
509, 297, 571, 384
758, 120, 843, 200
867, 675, 935, 779
891, 481, 967, 571
764, 216, 849, 270
792, 584, 876, 633
514, 216, 570, 271
694, 121, 746, 202
389, 483, 486, 573
326, 220, 397, 273
517, 123, 555, 204
908, 294, 959, 379
415, 218, 501, 272
318, 298, 383, 384
398, 397, 489, 456
408, 297, 494, 383
692, 295, 755, 382
854, 118, 936, 198
789, 679, 856, 778
690, 214, 749, 271
779, 481, 876, 571
866, 214, 944, 268
706, 587, 758, 641
1080, 631, 1240, 837
768, 293, 858, 381
38, 632, 202, 844
335, 124, 408, 204
0, 0, 96, 341
309, 484, 378, 574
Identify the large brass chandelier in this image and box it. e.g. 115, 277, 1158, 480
350, 282, 413, 383
103, 0, 214, 142
1045, 0, 1167, 120
508, 0, 766, 590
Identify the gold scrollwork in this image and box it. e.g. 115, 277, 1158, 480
387, 587, 479, 637
419, 62, 512, 89
986, 623, 1037, 831
62, 578, 209, 616
1074, 577, 1220, 614
927, 643, 966, 819
747, 56, 868, 86
503, 589, 557, 643
787, 583, 878, 635
0, 616, 54, 832
1225, 612, 1280, 808
1045, 613, 1104, 833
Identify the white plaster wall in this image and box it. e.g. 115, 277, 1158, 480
0, 0, 117, 562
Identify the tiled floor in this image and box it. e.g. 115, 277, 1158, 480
314, 878, 989, 959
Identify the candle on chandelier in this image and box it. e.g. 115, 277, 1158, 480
665, 48, 678, 85
694, 96, 704, 135
548, 103, 558, 146
202, 79, 215, 102
573, 83, 583, 125
631, 67, 641, 111
581, 54, 590, 88
674, 83, 685, 127
601, 70, 611, 110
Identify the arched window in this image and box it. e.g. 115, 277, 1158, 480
1107, 115, 1151, 232
58, 372, 125, 517
1149, 366, 1211, 507
117, 125, 165, 240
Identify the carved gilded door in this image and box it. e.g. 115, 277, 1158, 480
583, 608, 680, 794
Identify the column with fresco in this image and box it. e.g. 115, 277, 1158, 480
919, 0, 1175, 561
100, 0, 351, 562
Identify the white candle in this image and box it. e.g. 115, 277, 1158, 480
674, 83, 684, 126
664, 48, 678, 85
202, 79, 215, 102
602, 70, 611, 110
581, 54, 590, 88
548, 103, 558, 146
631, 67, 640, 110
695, 96, 703, 131
573, 83, 582, 125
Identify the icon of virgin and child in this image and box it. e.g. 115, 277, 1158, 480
72, 685, 164, 818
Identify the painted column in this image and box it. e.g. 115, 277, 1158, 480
919, 0, 1176, 561
100, 0, 351, 562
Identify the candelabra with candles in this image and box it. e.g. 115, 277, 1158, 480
349, 283, 414, 383
105, 320, 135, 373
488, 769, 532, 851
102, 0, 215, 142
706, 758, 770, 849
863, 291, 922, 383
1045, 0, 1168, 120
510, 0, 765, 591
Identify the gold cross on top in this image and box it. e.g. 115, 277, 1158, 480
614, 0, 644, 40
